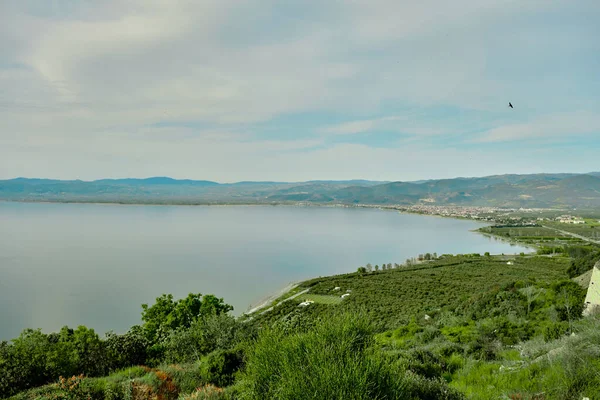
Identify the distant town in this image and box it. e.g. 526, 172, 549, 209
319, 204, 600, 226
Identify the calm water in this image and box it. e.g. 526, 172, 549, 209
0, 202, 528, 339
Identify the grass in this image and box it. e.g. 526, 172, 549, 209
300, 294, 343, 304
450, 314, 600, 399
237, 313, 464, 400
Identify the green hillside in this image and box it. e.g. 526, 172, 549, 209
5, 251, 599, 400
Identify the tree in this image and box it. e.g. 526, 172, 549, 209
141, 293, 233, 343
366, 263, 373, 273
387, 263, 392, 269
551, 280, 586, 333
357, 266, 367, 274
374, 265, 380, 272
394, 263, 400, 269
72, 326, 107, 376
523, 284, 541, 316
105, 325, 148, 370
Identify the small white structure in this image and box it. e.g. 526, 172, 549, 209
507, 261, 514, 265
424, 314, 431, 321
341, 293, 350, 299
583, 262, 600, 316
298, 300, 314, 307
333, 287, 341, 291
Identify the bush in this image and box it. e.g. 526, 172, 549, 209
162, 314, 244, 364
237, 313, 463, 399
543, 321, 569, 342
201, 348, 245, 388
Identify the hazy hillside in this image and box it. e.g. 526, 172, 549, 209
1, 173, 600, 208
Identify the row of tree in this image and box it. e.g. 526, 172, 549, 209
357, 253, 441, 273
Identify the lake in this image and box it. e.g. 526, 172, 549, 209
0, 202, 528, 339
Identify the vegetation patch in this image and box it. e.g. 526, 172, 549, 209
298, 294, 343, 305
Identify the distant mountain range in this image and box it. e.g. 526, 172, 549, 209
2, 172, 600, 208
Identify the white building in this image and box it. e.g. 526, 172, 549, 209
584, 262, 600, 316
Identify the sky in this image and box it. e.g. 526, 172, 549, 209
1, 0, 599, 183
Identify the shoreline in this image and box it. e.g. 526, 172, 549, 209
244, 282, 300, 315
0, 199, 545, 222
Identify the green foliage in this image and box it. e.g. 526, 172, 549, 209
0, 326, 110, 398
251, 255, 569, 330
567, 247, 600, 277
201, 348, 245, 388
550, 280, 586, 325
105, 325, 149, 370
3, 254, 593, 399
161, 314, 246, 364
237, 313, 463, 400
452, 315, 600, 399
543, 321, 569, 342
141, 293, 233, 343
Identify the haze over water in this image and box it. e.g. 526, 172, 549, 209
0, 202, 528, 339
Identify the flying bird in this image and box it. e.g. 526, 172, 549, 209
508, 102, 513, 109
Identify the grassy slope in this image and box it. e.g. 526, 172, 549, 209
7, 254, 590, 400
248, 255, 569, 330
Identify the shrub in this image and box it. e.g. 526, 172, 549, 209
201, 348, 245, 388
543, 321, 569, 342
237, 313, 463, 399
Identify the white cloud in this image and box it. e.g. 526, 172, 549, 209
0, 0, 598, 180
473, 111, 600, 143
319, 115, 450, 136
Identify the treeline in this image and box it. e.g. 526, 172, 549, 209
356, 252, 497, 273
0, 293, 242, 398
356, 253, 441, 273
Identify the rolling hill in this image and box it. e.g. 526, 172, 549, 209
1, 173, 600, 208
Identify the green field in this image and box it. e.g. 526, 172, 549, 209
250, 255, 570, 329
545, 221, 600, 239
300, 294, 344, 304
478, 225, 594, 248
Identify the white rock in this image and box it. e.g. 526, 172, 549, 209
333, 287, 341, 291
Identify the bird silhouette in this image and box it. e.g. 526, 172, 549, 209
508, 102, 514, 109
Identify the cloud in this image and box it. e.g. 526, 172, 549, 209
318, 114, 451, 137
472, 111, 600, 143
0, 0, 598, 180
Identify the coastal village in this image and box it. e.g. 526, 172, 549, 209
350, 204, 595, 225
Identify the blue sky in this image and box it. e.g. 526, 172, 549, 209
0, 0, 599, 182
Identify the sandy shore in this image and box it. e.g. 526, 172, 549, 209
244, 282, 300, 315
